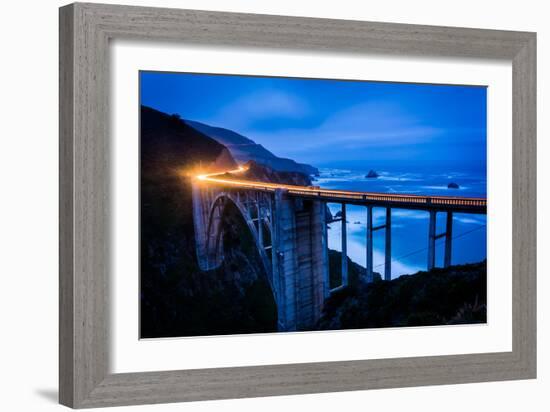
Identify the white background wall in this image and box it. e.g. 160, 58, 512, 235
0, 0, 546, 411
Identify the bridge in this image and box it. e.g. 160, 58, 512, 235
191, 167, 487, 332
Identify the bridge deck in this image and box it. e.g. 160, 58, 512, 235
196, 168, 487, 214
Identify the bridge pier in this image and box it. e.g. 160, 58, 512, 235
192, 183, 225, 271
366, 206, 373, 282
366, 206, 392, 282
321, 203, 331, 299
256, 194, 263, 250
272, 189, 294, 331
341, 204, 348, 287
428, 210, 454, 271
444, 212, 453, 268
272, 189, 327, 331
384, 208, 392, 281
428, 210, 436, 271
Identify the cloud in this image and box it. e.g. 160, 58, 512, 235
241, 100, 445, 158
206, 89, 310, 130
199, 90, 485, 170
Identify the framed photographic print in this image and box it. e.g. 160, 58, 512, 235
59, 2, 536, 408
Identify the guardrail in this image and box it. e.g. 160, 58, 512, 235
195, 175, 487, 210
286, 188, 486, 208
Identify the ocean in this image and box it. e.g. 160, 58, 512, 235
314, 168, 487, 278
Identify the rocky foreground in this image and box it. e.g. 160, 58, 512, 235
318, 258, 486, 330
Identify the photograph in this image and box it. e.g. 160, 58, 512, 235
139, 72, 488, 338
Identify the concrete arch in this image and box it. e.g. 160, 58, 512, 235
204, 192, 275, 298
192, 183, 328, 331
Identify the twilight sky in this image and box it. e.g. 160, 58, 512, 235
140, 71, 487, 173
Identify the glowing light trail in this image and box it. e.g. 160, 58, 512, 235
195, 166, 486, 211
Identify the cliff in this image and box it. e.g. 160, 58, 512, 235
240, 159, 313, 186
141, 106, 237, 176
185, 119, 319, 176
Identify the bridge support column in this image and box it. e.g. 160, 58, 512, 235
272, 189, 297, 331
366, 206, 374, 283
384, 208, 392, 281
341, 204, 348, 287
428, 210, 436, 271
444, 211, 453, 268
257, 195, 263, 250
271, 189, 328, 331
310, 200, 329, 325
321, 203, 331, 299
192, 183, 225, 271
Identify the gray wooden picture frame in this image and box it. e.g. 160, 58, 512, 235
59, 2, 536, 408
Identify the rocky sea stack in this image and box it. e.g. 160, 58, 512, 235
365, 170, 379, 178
447, 182, 460, 189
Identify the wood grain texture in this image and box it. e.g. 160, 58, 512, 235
59, 2, 537, 408
512, 34, 537, 374
59, 4, 74, 406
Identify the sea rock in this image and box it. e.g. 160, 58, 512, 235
447, 182, 460, 189
365, 170, 379, 178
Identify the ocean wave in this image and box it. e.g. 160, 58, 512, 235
420, 185, 470, 191
377, 176, 422, 182
392, 210, 429, 220
327, 226, 423, 278
454, 216, 486, 225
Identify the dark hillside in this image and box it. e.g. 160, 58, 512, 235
318, 261, 487, 331
185, 119, 319, 176
140, 106, 276, 338
141, 106, 236, 175
241, 159, 313, 186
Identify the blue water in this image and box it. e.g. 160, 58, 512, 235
316, 168, 487, 278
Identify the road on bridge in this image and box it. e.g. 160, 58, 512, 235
196, 166, 487, 214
